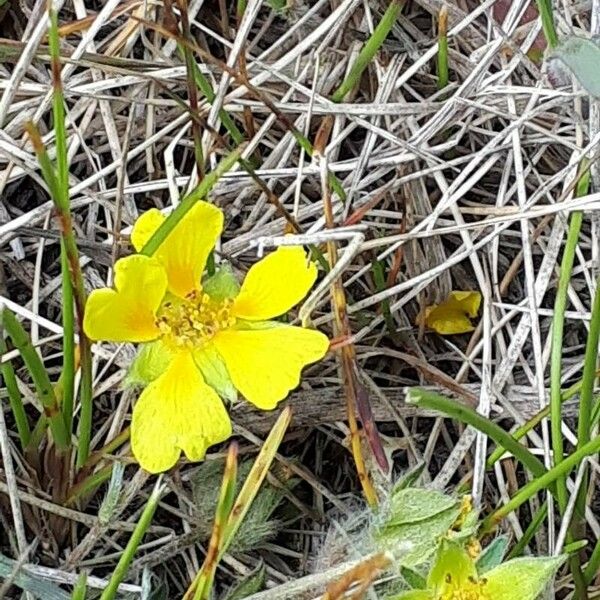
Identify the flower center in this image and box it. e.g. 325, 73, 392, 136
156, 290, 235, 349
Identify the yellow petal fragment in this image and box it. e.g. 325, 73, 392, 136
130, 202, 224, 298
83, 255, 166, 343
418, 290, 482, 335
131, 352, 232, 473
232, 246, 317, 321
448, 290, 481, 317
213, 325, 329, 409
130, 208, 166, 252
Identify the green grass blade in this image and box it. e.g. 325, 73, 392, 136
331, 1, 404, 103
60, 239, 75, 436
481, 435, 600, 534
487, 373, 594, 468
1, 309, 69, 450
407, 388, 547, 479
71, 572, 87, 600
141, 145, 244, 256
506, 501, 548, 559
99, 478, 164, 600
33, 8, 94, 466
550, 206, 583, 513
0, 335, 31, 448
437, 6, 449, 89
535, 0, 558, 49
190, 444, 238, 600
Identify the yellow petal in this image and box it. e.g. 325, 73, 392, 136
232, 246, 317, 321
83, 255, 166, 343
424, 308, 475, 335
130, 208, 166, 252
418, 290, 481, 335
447, 291, 481, 317
131, 352, 232, 473
213, 325, 329, 409
131, 202, 224, 298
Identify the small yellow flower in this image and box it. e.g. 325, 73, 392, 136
394, 540, 565, 600
84, 202, 329, 473
418, 291, 482, 335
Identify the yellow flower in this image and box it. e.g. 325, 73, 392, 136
394, 540, 565, 600
84, 202, 329, 473
418, 291, 482, 335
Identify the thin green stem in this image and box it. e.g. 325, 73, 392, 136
437, 7, 449, 89
575, 279, 600, 504
480, 435, 600, 535
99, 478, 164, 600
2, 309, 69, 450
506, 501, 547, 559
71, 573, 87, 600
0, 335, 31, 448
534, 0, 558, 48
584, 535, 600, 583
407, 388, 547, 479
31, 9, 93, 467
60, 239, 75, 436
487, 373, 596, 468
550, 210, 582, 513
66, 464, 113, 506
140, 146, 243, 257
331, 1, 404, 103
188, 54, 245, 146
192, 444, 238, 600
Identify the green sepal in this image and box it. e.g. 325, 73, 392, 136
484, 555, 566, 600
476, 535, 509, 574
202, 262, 240, 301
399, 565, 427, 590
125, 341, 173, 387
194, 345, 237, 403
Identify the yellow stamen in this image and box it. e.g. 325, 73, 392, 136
156, 290, 235, 349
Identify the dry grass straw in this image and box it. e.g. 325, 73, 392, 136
0, 0, 599, 597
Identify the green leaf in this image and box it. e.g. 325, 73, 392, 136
375, 505, 462, 567
551, 36, 600, 98
193, 346, 237, 403
203, 262, 240, 301
0, 553, 70, 600
387, 488, 458, 526
399, 565, 427, 590
221, 563, 266, 599
393, 463, 426, 492
126, 341, 173, 387
484, 555, 566, 600
477, 535, 509, 574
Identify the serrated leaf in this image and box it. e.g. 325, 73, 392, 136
203, 262, 240, 301
476, 535, 509, 574
551, 36, 600, 98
